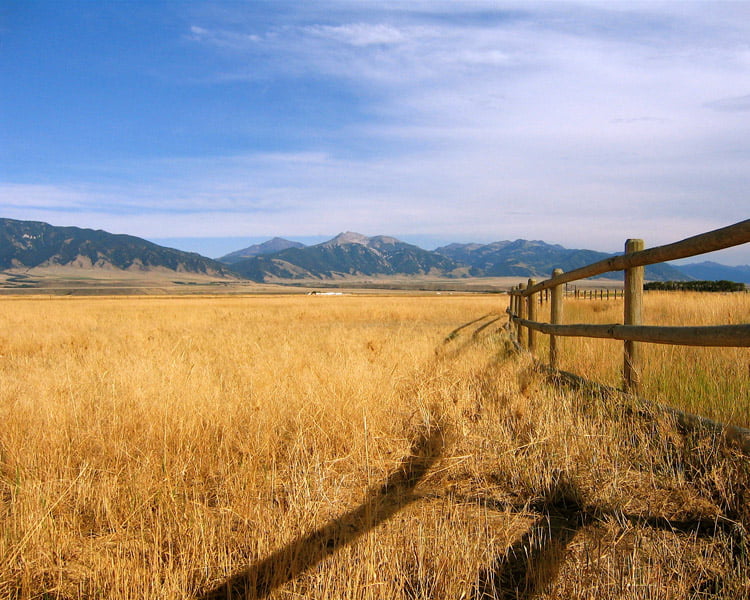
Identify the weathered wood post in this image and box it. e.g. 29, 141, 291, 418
624, 238, 645, 393
516, 285, 524, 343
527, 278, 537, 352
550, 268, 564, 370
518, 282, 527, 348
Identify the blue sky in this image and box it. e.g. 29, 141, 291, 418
1, 1, 749, 263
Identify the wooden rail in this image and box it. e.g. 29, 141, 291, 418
524, 219, 750, 296
507, 219, 750, 393
511, 319, 750, 347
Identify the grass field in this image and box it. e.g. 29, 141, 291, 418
0, 294, 748, 599
529, 291, 750, 428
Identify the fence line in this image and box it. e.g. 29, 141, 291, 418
523, 219, 750, 296
537, 287, 623, 303
512, 319, 750, 347
506, 219, 750, 394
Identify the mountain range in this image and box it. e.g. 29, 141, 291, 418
224, 233, 689, 282
0, 218, 232, 276
2, 218, 748, 285
228, 232, 459, 281
675, 261, 750, 284
434, 239, 687, 281
218, 237, 305, 264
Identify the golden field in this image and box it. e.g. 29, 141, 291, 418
0, 293, 748, 599
530, 291, 750, 428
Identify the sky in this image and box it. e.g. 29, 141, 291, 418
1, 1, 749, 264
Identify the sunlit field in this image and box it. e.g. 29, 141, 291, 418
527, 291, 750, 428
1, 294, 748, 599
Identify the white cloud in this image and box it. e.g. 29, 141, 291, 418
305, 23, 407, 47
0, 184, 94, 210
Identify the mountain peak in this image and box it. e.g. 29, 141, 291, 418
370, 235, 400, 245
218, 237, 305, 263
323, 231, 371, 246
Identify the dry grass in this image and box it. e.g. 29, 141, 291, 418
0, 294, 748, 599
531, 291, 750, 428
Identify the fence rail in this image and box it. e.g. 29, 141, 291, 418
507, 219, 750, 394
511, 318, 750, 347
523, 219, 750, 296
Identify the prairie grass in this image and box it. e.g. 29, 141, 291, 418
530, 291, 750, 428
0, 294, 748, 599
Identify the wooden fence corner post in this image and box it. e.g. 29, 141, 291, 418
624, 238, 645, 393
550, 268, 564, 370
527, 278, 537, 352
519, 286, 525, 342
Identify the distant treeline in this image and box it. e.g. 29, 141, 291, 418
645, 280, 746, 292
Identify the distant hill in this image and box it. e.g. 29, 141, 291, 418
435, 239, 688, 281
230, 232, 461, 282
218, 237, 305, 264
0, 218, 233, 276
675, 261, 750, 284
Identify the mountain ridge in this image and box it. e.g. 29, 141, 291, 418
434, 238, 687, 281
676, 261, 750, 284
229, 232, 460, 281
6, 218, 747, 285
0, 218, 234, 277
218, 237, 305, 264
224, 233, 692, 283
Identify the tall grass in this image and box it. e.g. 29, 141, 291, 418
0, 294, 747, 599
530, 291, 750, 428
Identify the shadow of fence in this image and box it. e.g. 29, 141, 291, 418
197, 313, 747, 599
197, 427, 444, 599
469, 473, 745, 600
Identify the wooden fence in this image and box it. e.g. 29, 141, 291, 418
506, 219, 750, 395
536, 286, 623, 303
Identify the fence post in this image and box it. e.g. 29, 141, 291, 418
516, 286, 523, 342
624, 238, 645, 393
550, 268, 564, 369
518, 282, 527, 349
527, 278, 537, 352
